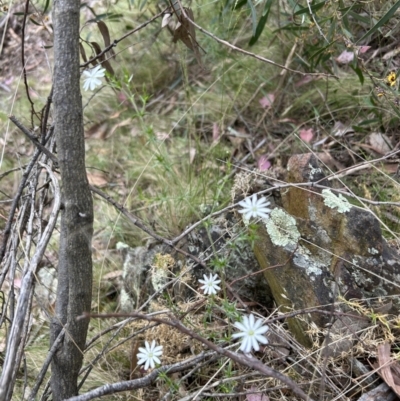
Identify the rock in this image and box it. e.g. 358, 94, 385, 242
357, 382, 397, 401
119, 212, 273, 312
254, 153, 400, 348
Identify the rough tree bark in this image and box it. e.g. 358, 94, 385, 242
50, 0, 94, 399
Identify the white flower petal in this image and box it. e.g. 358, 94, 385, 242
255, 334, 269, 345
248, 314, 255, 327
240, 336, 251, 353
237, 194, 271, 222
232, 331, 246, 339
153, 345, 163, 354
152, 355, 161, 365
251, 336, 260, 352
232, 314, 269, 354
137, 357, 147, 365
82, 65, 106, 91
136, 340, 163, 370
233, 321, 247, 332
198, 272, 221, 295
253, 317, 264, 331
255, 325, 269, 335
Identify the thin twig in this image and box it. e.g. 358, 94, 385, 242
81, 311, 315, 401
0, 163, 61, 399
181, 8, 335, 78
65, 352, 215, 401
80, 10, 166, 68
9, 115, 59, 165
28, 328, 66, 401
21, 0, 36, 124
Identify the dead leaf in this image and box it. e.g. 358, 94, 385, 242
86, 121, 109, 139
87, 172, 108, 187
315, 152, 345, 172
90, 41, 114, 76
172, 7, 203, 65
359, 45, 371, 54
368, 132, 392, 155
189, 147, 196, 164
79, 42, 88, 63
212, 122, 220, 142
332, 121, 354, 137
299, 128, 314, 143
156, 132, 170, 141
102, 270, 123, 280
97, 21, 116, 58
336, 50, 354, 64
246, 386, 270, 401
259, 93, 275, 109
130, 340, 140, 379
295, 75, 315, 88
162, 13, 173, 28
374, 343, 400, 396
257, 155, 271, 171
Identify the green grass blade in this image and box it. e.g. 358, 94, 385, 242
356, 0, 400, 44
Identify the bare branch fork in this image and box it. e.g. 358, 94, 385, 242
65, 351, 216, 401
0, 164, 61, 399
80, 9, 167, 68
77, 311, 315, 401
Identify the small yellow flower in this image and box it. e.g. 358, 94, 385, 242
386, 71, 397, 87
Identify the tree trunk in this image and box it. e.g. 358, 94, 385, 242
50, 0, 93, 399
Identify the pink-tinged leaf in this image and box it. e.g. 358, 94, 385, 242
359, 46, 371, 54
156, 132, 170, 141
295, 76, 314, 88
299, 128, 314, 143
212, 123, 220, 142
117, 91, 128, 104
13, 278, 22, 289
246, 386, 270, 401
257, 155, 271, 171
336, 50, 354, 64
189, 147, 196, 164
259, 93, 275, 109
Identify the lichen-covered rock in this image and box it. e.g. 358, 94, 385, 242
119, 212, 273, 311
118, 242, 174, 312
254, 153, 400, 347
184, 212, 273, 306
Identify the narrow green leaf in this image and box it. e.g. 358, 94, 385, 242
350, 65, 364, 85
43, 0, 51, 14
327, 18, 336, 42
247, 0, 257, 36
309, 39, 337, 61
233, 0, 247, 10
347, 10, 370, 25
249, 0, 273, 46
29, 18, 43, 26
294, 1, 327, 16
356, 0, 400, 44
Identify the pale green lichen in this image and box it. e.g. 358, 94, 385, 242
309, 163, 322, 180
368, 247, 379, 255
266, 208, 300, 247
322, 189, 352, 213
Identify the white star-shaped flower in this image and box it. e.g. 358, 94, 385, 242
232, 314, 269, 353
198, 273, 221, 295
82, 65, 106, 91
137, 340, 163, 370
238, 194, 271, 222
